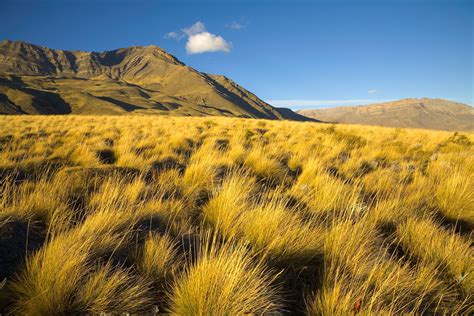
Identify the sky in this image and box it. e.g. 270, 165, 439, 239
1, 0, 472, 110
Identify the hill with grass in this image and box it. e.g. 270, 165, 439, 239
0, 40, 308, 120
298, 98, 474, 131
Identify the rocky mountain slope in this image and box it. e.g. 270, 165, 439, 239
0, 40, 309, 120
298, 98, 473, 131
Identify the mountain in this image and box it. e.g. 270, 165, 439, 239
298, 98, 474, 131
0, 40, 310, 120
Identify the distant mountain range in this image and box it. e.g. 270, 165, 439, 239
298, 98, 474, 131
1, 41, 471, 131
0, 40, 309, 120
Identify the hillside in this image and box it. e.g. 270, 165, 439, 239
298, 98, 474, 131
0, 40, 309, 120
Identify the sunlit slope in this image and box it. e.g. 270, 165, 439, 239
0, 40, 309, 120
299, 98, 474, 131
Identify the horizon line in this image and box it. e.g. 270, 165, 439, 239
266, 98, 473, 111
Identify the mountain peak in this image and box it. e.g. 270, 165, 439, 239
0, 41, 311, 121
0, 40, 185, 77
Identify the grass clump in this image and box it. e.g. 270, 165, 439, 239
138, 233, 177, 285
9, 232, 152, 314
168, 233, 281, 315
397, 218, 474, 293
239, 197, 322, 264
435, 169, 474, 224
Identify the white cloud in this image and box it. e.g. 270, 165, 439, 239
186, 32, 231, 54
226, 22, 245, 30
368, 89, 377, 94
266, 99, 395, 110
182, 21, 206, 36
165, 21, 231, 54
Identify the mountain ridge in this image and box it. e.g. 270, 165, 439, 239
298, 98, 474, 131
0, 40, 310, 121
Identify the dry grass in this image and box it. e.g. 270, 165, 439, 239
168, 232, 280, 315
0, 115, 473, 314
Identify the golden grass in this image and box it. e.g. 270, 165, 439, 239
138, 233, 177, 285
9, 225, 152, 314
397, 218, 474, 293
0, 115, 473, 314
435, 169, 474, 223
168, 233, 281, 315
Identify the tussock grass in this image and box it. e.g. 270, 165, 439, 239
397, 218, 474, 293
168, 233, 281, 315
138, 233, 177, 285
239, 196, 323, 263
243, 145, 288, 183
204, 173, 322, 263
202, 172, 254, 238
0, 115, 472, 314
291, 159, 361, 220
435, 169, 474, 224
9, 227, 152, 314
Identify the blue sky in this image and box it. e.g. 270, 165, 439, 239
1, 0, 472, 109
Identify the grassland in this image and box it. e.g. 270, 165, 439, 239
0, 115, 472, 315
